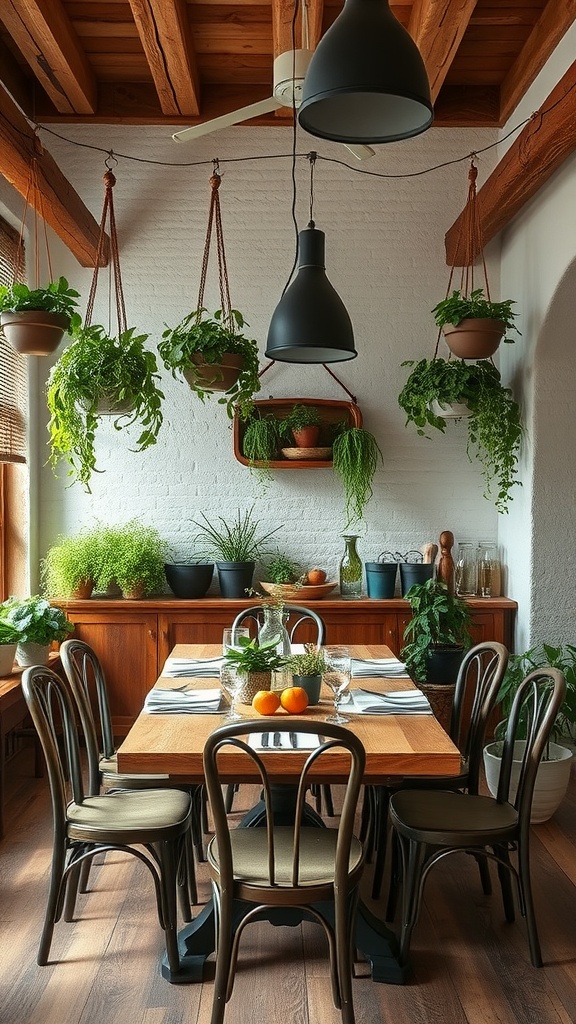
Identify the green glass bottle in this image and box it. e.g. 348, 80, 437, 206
339, 535, 362, 599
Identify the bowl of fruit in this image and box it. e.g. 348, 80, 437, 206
260, 568, 337, 601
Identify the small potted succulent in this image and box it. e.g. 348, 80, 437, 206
279, 404, 321, 448
0, 595, 73, 666
192, 506, 283, 597
286, 647, 327, 705
0, 276, 80, 355
222, 635, 286, 703
159, 307, 261, 420
432, 287, 520, 359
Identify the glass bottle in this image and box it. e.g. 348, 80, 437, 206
339, 535, 362, 599
454, 542, 478, 597
477, 542, 501, 598
258, 603, 291, 691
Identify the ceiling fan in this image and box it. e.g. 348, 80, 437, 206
172, 6, 374, 161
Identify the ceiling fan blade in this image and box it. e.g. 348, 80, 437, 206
344, 144, 376, 161
173, 97, 283, 142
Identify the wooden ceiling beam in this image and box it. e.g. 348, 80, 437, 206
445, 59, 576, 266
128, 0, 201, 117
0, 85, 106, 268
409, 0, 479, 102
0, 0, 97, 115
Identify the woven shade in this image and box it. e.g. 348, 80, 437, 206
0, 218, 27, 464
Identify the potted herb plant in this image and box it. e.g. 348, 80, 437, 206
0, 276, 80, 355
483, 643, 576, 821
222, 635, 286, 703
332, 426, 383, 528
401, 578, 472, 731
279, 404, 321, 448
192, 506, 283, 597
40, 529, 104, 599
286, 647, 327, 705
0, 617, 20, 674
0, 595, 73, 666
432, 287, 520, 359
159, 307, 260, 420
398, 357, 522, 514
46, 317, 165, 490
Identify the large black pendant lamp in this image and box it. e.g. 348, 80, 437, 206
298, 0, 433, 145
265, 221, 356, 363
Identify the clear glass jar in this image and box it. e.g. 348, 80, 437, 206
258, 603, 291, 691
454, 542, 478, 597
339, 535, 362, 599
477, 542, 501, 598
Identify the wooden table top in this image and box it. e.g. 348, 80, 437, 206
117, 644, 462, 785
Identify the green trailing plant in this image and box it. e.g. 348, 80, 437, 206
432, 288, 520, 344
332, 426, 383, 528
41, 529, 103, 597
222, 635, 286, 674
401, 579, 472, 685
278, 403, 321, 441
159, 307, 260, 419
242, 413, 280, 466
494, 643, 576, 752
286, 648, 327, 676
0, 277, 80, 318
0, 595, 73, 646
265, 551, 301, 584
398, 358, 522, 514
192, 506, 283, 562
46, 316, 164, 490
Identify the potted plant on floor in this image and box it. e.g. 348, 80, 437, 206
0, 277, 80, 355
222, 635, 287, 703
286, 647, 327, 705
483, 643, 576, 821
432, 288, 520, 360
159, 307, 260, 420
398, 358, 522, 514
278, 404, 322, 448
332, 426, 383, 528
0, 595, 73, 666
192, 506, 283, 597
401, 578, 472, 730
46, 317, 165, 490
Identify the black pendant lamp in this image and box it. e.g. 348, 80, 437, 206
298, 0, 433, 145
265, 222, 357, 363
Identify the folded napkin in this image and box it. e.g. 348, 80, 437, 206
161, 657, 223, 678
248, 732, 320, 750
348, 688, 432, 715
144, 687, 222, 714
351, 658, 408, 678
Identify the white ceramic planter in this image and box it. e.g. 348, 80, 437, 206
16, 642, 51, 667
483, 740, 573, 823
430, 399, 472, 419
0, 643, 17, 674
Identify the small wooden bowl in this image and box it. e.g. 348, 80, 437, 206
259, 581, 338, 601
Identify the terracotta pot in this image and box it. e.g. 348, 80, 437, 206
292, 425, 320, 447
442, 318, 505, 359
122, 582, 147, 600
71, 580, 94, 599
0, 310, 70, 356
183, 353, 243, 393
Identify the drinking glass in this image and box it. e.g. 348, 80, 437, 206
221, 627, 250, 719
322, 646, 352, 724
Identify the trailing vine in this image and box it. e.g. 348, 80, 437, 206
332, 426, 383, 528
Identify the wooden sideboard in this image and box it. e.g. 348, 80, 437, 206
55, 596, 517, 736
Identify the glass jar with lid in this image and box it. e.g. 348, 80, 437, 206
477, 542, 501, 598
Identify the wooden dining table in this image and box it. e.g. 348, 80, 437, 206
117, 643, 461, 985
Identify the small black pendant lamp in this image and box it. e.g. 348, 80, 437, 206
298, 0, 433, 145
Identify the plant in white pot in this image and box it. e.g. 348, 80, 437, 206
1, 595, 73, 666
483, 643, 576, 822
0, 618, 20, 675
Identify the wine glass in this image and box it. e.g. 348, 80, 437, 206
221, 627, 250, 718
322, 646, 352, 724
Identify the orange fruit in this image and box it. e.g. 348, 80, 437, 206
306, 568, 327, 585
252, 690, 281, 716
280, 686, 309, 714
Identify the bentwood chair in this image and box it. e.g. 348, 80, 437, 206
389, 667, 566, 970
231, 604, 326, 646
21, 666, 192, 971
369, 641, 508, 904
203, 719, 366, 1024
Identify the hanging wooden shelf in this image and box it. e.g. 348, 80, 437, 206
233, 398, 363, 470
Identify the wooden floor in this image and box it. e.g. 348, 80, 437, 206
1, 743, 576, 1024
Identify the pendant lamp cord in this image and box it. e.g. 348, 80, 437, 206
196, 160, 234, 331
14, 132, 54, 288
85, 154, 127, 335
309, 151, 317, 225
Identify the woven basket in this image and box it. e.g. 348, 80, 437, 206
420, 682, 455, 734
238, 671, 272, 704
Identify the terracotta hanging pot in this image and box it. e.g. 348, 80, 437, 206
442, 318, 505, 359
183, 353, 243, 393
1, 311, 70, 356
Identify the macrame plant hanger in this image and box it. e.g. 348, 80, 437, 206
196, 160, 234, 330
85, 155, 127, 340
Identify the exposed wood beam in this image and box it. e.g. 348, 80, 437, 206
445, 59, 576, 266
499, 0, 576, 124
0, 0, 97, 115
409, 0, 479, 102
0, 39, 34, 118
128, 0, 200, 117
0, 85, 106, 268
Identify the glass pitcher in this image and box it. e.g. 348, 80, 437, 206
258, 603, 291, 691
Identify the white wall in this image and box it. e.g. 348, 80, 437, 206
27, 122, 503, 591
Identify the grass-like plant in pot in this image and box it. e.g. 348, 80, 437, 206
278, 404, 321, 447
0, 277, 80, 355
398, 357, 522, 514
192, 506, 283, 598
40, 529, 104, 598
332, 426, 383, 528
401, 578, 472, 687
1, 595, 73, 666
46, 316, 164, 490
286, 647, 327, 705
159, 307, 260, 420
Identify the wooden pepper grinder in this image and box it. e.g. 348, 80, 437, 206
437, 530, 455, 594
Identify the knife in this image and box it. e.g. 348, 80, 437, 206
273, 731, 282, 747
261, 732, 269, 748
289, 731, 298, 749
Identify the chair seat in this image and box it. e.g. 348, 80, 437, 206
390, 789, 519, 845
208, 826, 364, 886
67, 788, 191, 842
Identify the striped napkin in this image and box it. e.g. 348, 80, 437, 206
348, 688, 432, 715
351, 658, 408, 678
161, 657, 223, 678
144, 687, 222, 714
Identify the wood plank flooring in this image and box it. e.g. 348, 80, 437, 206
1, 743, 575, 1024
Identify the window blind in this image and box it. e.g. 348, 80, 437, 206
0, 218, 27, 464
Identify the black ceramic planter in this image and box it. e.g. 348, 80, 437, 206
365, 562, 397, 598
399, 562, 434, 597
216, 561, 255, 598
165, 563, 214, 598
292, 673, 322, 705
425, 645, 465, 686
